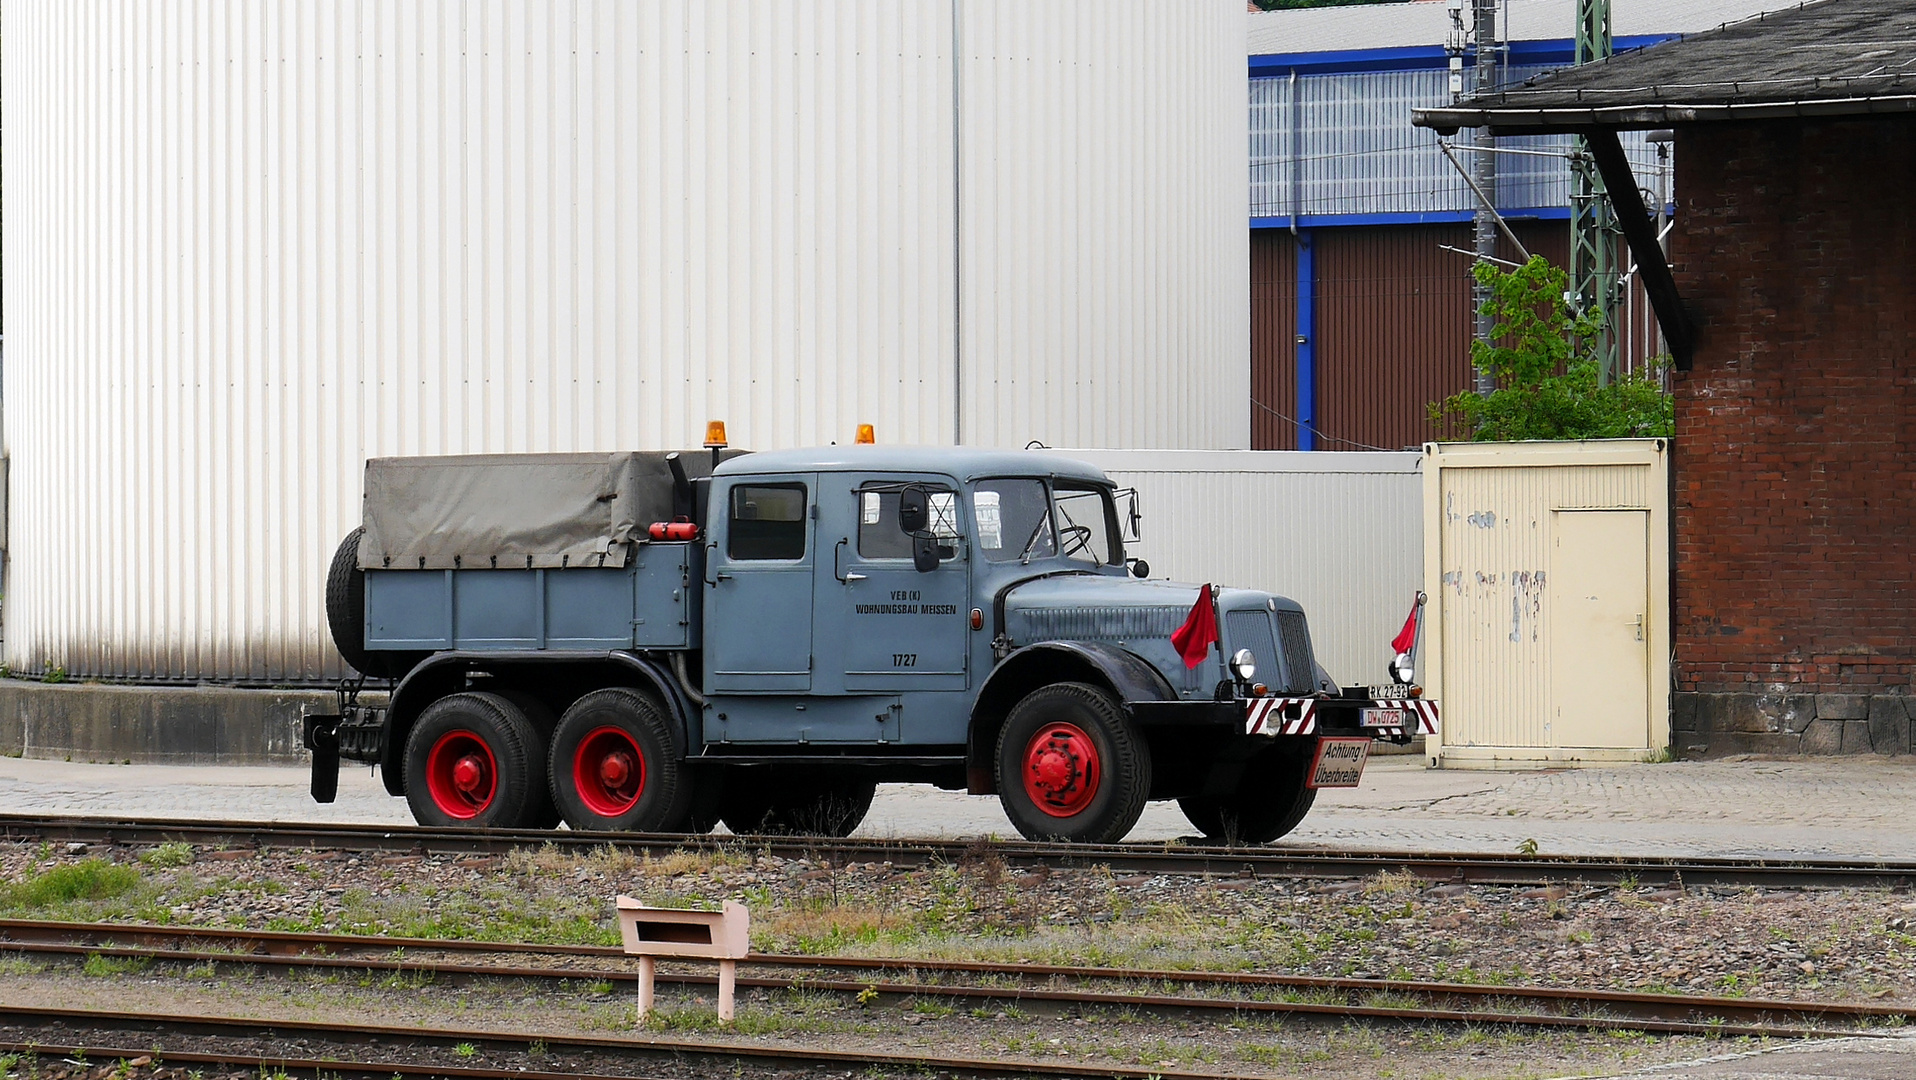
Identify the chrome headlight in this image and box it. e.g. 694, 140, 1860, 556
1229, 648, 1257, 682
1388, 651, 1415, 684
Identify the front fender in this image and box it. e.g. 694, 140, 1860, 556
965, 640, 1177, 794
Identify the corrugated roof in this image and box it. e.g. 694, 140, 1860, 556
1413, 0, 1916, 132
1248, 0, 1788, 56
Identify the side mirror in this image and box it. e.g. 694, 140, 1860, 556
912, 534, 940, 572
897, 487, 928, 533
1119, 488, 1143, 543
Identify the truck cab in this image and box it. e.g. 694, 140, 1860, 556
308, 444, 1437, 844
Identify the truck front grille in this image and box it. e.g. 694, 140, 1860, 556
1275, 609, 1316, 694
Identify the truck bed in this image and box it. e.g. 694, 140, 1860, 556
362, 542, 702, 652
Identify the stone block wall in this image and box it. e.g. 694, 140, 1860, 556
0, 680, 338, 764
1672, 690, 1916, 758
1669, 117, 1916, 755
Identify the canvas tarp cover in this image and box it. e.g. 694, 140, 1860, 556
358, 451, 739, 570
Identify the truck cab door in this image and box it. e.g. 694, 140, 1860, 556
816, 476, 970, 695
705, 475, 816, 692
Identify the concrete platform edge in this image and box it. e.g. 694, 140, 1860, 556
0, 679, 333, 765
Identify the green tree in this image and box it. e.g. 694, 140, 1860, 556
1431, 256, 1673, 441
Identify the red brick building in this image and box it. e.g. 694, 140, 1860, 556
1418, 0, 1916, 755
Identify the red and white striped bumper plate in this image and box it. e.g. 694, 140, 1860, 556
1373, 698, 1442, 736
1242, 698, 1440, 737
1243, 697, 1316, 736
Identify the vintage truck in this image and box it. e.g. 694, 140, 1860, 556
306, 435, 1437, 844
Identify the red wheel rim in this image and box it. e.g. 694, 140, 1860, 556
425, 730, 497, 820
572, 725, 646, 817
1022, 722, 1101, 818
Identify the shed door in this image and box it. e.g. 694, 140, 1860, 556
1550, 510, 1649, 749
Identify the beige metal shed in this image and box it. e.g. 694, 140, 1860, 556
1422, 440, 1670, 768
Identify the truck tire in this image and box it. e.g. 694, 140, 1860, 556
995, 682, 1150, 844
719, 774, 876, 837
403, 692, 546, 828
325, 528, 424, 681
493, 690, 563, 830
548, 688, 693, 832
1178, 745, 1316, 845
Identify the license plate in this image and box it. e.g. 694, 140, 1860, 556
1308, 737, 1371, 789
1374, 683, 1413, 699
1361, 707, 1409, 729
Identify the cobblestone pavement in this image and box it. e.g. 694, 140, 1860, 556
1566, 1033, 1916, 1079
4, 754, 1914, 859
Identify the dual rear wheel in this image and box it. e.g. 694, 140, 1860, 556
402, 688, 874, 837
403, 688, 688, 831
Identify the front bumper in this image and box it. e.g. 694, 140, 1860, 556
1247, 695, 1440, 740
1127, 693, 1439, 743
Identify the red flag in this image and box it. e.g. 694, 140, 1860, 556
1390, 596, 1421, 655
1170, 584, 1219, 669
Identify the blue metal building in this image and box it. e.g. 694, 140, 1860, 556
1244, 0, 1775, 450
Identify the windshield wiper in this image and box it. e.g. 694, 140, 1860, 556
1016, 516, 1051, 565
1054, 500, 1102, 566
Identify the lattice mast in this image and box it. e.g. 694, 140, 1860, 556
1570, 0, 1621, 383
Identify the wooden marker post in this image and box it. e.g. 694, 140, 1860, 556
615, 897, 751, 1022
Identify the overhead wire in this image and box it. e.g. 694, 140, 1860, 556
1249, 399, 1399, 452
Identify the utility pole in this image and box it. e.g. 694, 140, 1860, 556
1449, 0, 1502, 397
1570, 0, 1619, 383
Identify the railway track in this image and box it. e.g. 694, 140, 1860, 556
0, 1002, 1230, 1080
3, 811, 1914, 888
3, 918, 1909, 1039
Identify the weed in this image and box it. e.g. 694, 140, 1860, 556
1516, 837, 1540, 857
43, 665, 67, 684
2, 860, 142, 912
856, 985, 879, 1007
452, 1043, 477, 1059
82, 953, 151, 977
1363, 870, 1422, 897
1358, 990, 1423, 1010
140, 842, 195, 869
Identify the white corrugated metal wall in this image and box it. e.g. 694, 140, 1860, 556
2, 1, 1248, 681
1063, 449, 1422, 686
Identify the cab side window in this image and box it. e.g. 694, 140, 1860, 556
727, 484, 808, 560
858, 485, 959, 558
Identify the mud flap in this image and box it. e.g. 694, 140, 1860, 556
304, 713, 341, 804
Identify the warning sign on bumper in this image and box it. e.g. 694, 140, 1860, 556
1308, 737, 1371, 789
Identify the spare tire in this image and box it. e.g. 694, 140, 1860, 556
326, 527, 422, 681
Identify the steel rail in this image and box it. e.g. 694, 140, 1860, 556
0, 1040, 672, 1080
4, 811, 1913, 887
0, 1004, 1242, 1080
3, 919, 1907, 1037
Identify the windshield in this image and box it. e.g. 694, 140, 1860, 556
1054, 483, 1122, 567
974, 479, 1054, 563
972, 478, 1121, 566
